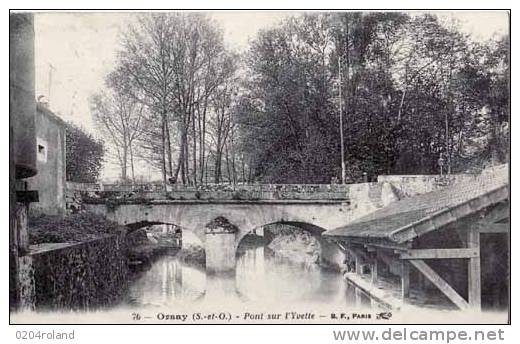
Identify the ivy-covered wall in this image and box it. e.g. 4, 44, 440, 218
29, 234, 128, 310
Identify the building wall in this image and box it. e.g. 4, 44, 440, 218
27, 104, 66, 215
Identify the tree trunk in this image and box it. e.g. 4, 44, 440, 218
214, 151, 221, 184
199, 99, 207, 185
178, 122, 186, 185
225, 143, 231, 185
172, 150, 182, 184
231, 134, 236, 185
197, 104, 203, 184
129, 143, 135, 184
241, 154, 246, 184
165, 118, 173, 177
160, 112, 167, 188
397, 88, 407, 122
205, 151, 209, 185
201, 111, 207, 184
184, 128, 190, 185
121, 145, 128, 182
192, 109, 197, 185
247, 163, 253, 183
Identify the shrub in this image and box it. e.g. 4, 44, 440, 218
28, 212, 122, 245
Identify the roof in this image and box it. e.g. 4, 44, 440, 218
324, 164, 509, 244
36, 102, 67, 127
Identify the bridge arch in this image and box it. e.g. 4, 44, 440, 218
236, 221, 327, 249
236, 220, 346, 273
123, 220, 206, 244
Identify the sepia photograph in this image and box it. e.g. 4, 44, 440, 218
9, 9, 510, 327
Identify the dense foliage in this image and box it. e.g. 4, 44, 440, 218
237, 13, 509, 183
65, 122, 105, 183
99, 12, 509, 185
28, 212, 119, 244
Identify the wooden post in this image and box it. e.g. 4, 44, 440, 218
371, 257, 378, 284
345, 280, 357, 302
355, 288, 363, 307
355, 254, 363, 275
468, 228, 481, 310
401, 260, 409, 301
370, 297, 379, 308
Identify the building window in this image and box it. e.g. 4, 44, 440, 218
36, 137, 47, 163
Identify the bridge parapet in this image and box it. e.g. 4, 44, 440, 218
67, 182, 352, 193
66, 181, 353, 204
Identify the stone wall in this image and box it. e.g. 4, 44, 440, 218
66, 181, 351, 202
376, 174, 480, 198
376, 165, 507, 201
346, 182, 403, 222
27, 234, 128, 310
88, 182, 352, 193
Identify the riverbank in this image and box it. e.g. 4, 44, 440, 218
126, 229, 180, 273
176, 244, 206, 269
266, 226, 321, 268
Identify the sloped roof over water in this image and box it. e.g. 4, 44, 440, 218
325, 165, 509, 244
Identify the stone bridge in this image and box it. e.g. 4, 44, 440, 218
69, 182, 408, 273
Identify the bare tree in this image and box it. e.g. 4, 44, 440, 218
108, 14, 183, 187
208, 81, 238, 183
109, 13, 238, 186
90, 91, 146, 183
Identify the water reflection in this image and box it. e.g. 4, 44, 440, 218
236, 246, 347, 303
127, 257, 206, 307
126, 245, 349, 308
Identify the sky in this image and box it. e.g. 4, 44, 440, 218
33, 10, 509, 180
34, 11, 291, 132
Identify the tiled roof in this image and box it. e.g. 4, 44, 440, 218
325, 164, 509, 243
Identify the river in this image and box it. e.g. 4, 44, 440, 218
124, 243, 356, 315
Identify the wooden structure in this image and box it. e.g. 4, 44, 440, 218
325, 165, 509, 311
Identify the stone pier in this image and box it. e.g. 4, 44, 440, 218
205, 217, 238, 274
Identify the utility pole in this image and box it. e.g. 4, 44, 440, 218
338, 55, 346, 184
446, 61, 453, 176
445, 113, 451, 175
47, 63, 56, 106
